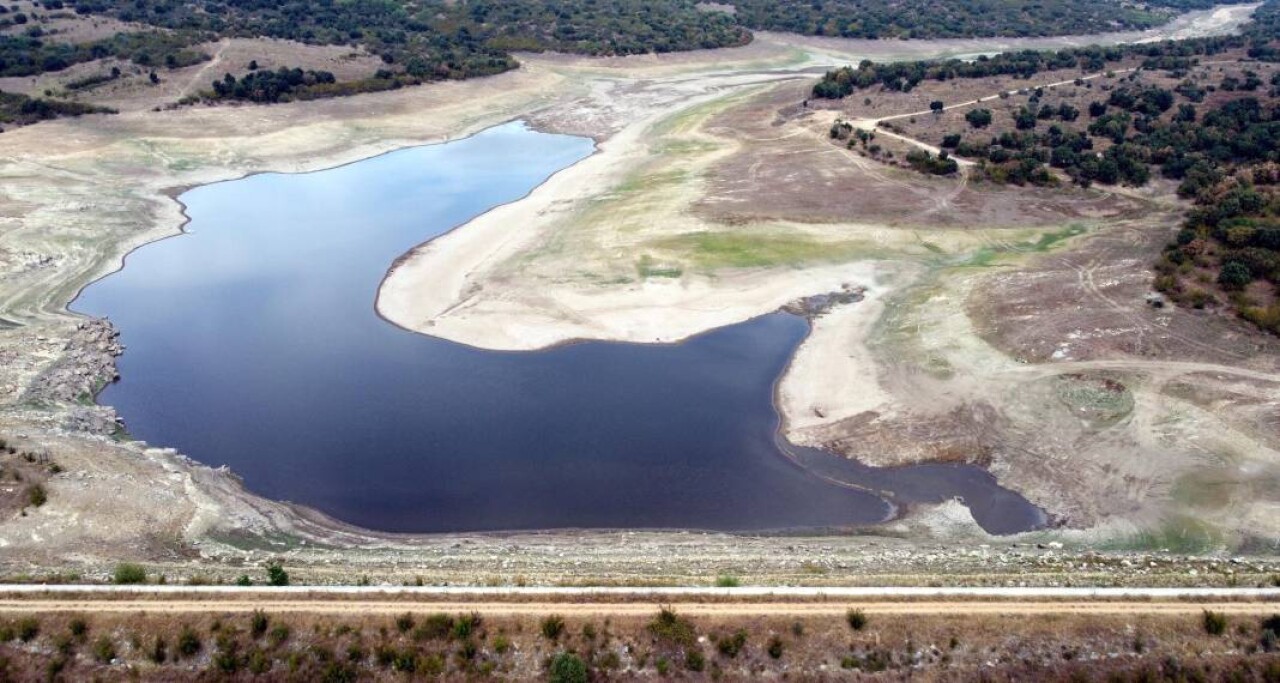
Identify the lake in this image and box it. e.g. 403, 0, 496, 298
73, 121, 1045, 534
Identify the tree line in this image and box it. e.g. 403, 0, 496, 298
0, 30, 210, 78
731, 0, 1234, 41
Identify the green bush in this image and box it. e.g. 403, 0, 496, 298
395, 612, 415, 633
265, 561, 289, 586
177, 626, 201, 657
541, 614, 566, 641
1203, 610, 1227, 635
649, 607, 696, 646
113, 563, 146, 585
26, 484, 46, 508
847, 608, 868, 631
250, 610, 269, 638
149, 637, 167, 663
93, 636, 116, 663
451, 612, 481, 640
548, 652, 588, 683
414, 613, 453, 640
767, 635, 784, 659
1218, 261, 1254, 290
268, 623, 290, 645
715, 629, 747, 658
684, 648, 705, 672
715, 574, 740, 587
16, 617, 38, 642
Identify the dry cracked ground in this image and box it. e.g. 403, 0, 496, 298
0, 6, 1277, 585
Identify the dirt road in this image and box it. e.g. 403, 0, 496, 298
1, 599, 1276, 617
0, 586, 1275, 616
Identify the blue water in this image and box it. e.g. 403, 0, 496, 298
73, 121, 1045, 534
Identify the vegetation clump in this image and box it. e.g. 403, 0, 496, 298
112, 563, 146, 585
649, 607, 697, 647
1202, 610, 1228, 635
541, 614, 566, 641
547, 651, 588, 683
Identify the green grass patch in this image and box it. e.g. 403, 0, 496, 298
652, 231, 867, 270
636, 255, 683, 279
1104, 515, 1223, 553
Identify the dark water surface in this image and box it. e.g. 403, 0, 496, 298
74, 122, 1045, 534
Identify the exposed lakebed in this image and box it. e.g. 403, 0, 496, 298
74, 122, 1044, 534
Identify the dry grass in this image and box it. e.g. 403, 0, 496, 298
0, 606, 1279, 680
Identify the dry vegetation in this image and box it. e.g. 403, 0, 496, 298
0, 603, 1278, 680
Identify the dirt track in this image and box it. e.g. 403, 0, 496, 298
2, 599, 1277, 617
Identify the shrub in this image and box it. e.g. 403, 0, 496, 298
235, 574, 252, 586
16, 617, 38, 642
414, 613, 452, 640
250, 610, 269, 638
26, 484, 46, 507
715, 629, 747, 658
1218, 261, 1254, 290
321, 661, 358, 683
395, 612, 415, 633
249, 649, 272, 675
767, 635, 784, 659
392, 649, 417, 673
177, 627, 201, 657
649, 607, 696, 646
541, 614, 566, 640
68, 618, 87, 639
493, 634, 511, 654
548, 652, 588, 683
965, 108, 992, 128
847, 608, 868, 631
684, 648, 705, 672
268, 623, 290, 645
714, 574, 740, 588
150, 637, 167, 663
265, 561, 289, 586
451, 612, 481, 640
113, 563, 146, 585
1202, 610, 1227, 635
93, 636, 116, 663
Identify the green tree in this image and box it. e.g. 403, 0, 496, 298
1217, 262, 1253, 290
965, 108, 992, 128
265, 561, 289, 586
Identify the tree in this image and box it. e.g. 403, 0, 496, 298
929, 99, 944, 113
1217, 262, 1253, 290
965, 108, 992, 128
265, 561, 289, 586
1014, 107, 1037, 130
